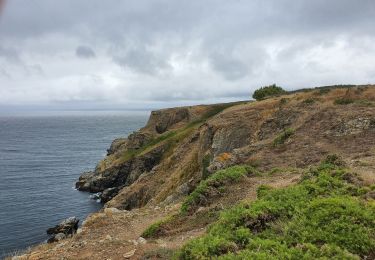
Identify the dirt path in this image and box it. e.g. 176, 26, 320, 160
17, 205, 179, 260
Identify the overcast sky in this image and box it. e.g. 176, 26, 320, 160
0, 0, 375, 110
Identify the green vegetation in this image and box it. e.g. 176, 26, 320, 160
176, 162, 375, 259
181, 166, 259, 214
252, 84, 286, 101
301, 98, 315, 105
334, 98, 354, 105
188, 102, 245, 128
279, 98, 288, 106
256, 185, 273, 199
354, 99, 374, 107
142, 216, 176, 238
142, 220, 165, 238
323, 154, 345, 167
318, 88, 331, 95
273, 128, 295, 146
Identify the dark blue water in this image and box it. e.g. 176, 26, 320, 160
0, 111, 148, 258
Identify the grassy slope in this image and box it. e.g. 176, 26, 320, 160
176, 160, 375, 259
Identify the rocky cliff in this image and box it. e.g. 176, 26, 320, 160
76, 86, 375, 211
15, 85, 375, 259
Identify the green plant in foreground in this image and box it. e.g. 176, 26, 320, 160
273, 128, 295, 146
176, 163, 375, 259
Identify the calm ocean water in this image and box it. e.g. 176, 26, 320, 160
0, 111, 149, 258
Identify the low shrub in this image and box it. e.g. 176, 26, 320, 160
334, 98, 354, 105
181, 166, 258, 214
142, 215, 176, 238
142, 220, 165, 238
256, 185, 273, 199
252, 84, 286, 101
302, 98, 315, 105
323, 154, 345, 167
318, 88, 331, 95
279, 98, 288, 106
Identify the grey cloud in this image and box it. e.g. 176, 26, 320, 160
25, 64, 44, 76
0, 0, 375, 107
0, 67, 11, 79
76, 46, 96, 59
209, 53, 248, 81
112, 47, 171, 75
0, 46, 20, 63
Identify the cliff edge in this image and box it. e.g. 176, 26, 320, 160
15, 85, 375, 259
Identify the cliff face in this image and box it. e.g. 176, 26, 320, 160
17, 85, 375, 260
76, 86, 375, 211
75, 103, 239, 204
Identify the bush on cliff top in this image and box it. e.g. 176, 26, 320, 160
252, 84, 286, 101
176, 163, 375, 259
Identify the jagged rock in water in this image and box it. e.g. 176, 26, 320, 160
75, 171, 95, 191
47, 233, 66, 243
47, 217, 79, 243
101, 187, 120, 203
75, 144, 166, 193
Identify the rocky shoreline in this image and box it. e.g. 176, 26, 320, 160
46, 217, 79, 244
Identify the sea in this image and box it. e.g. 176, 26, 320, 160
0, 111, 149, 258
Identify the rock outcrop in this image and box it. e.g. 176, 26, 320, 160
46, 217, 79, 243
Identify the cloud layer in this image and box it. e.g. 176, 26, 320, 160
0, 0, 375, 109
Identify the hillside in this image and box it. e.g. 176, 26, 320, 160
15, 85, 375, 259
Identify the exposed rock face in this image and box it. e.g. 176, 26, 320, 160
101, 187, 120, 203
106, 138, 127, 155
76, 86, 375, 211
332, 117, 375, 136
76, 144, 166, 193
258, 109, 299, 140
107, 132, 153, 156
147, 107, 190, 134
47, 217, 79, 243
